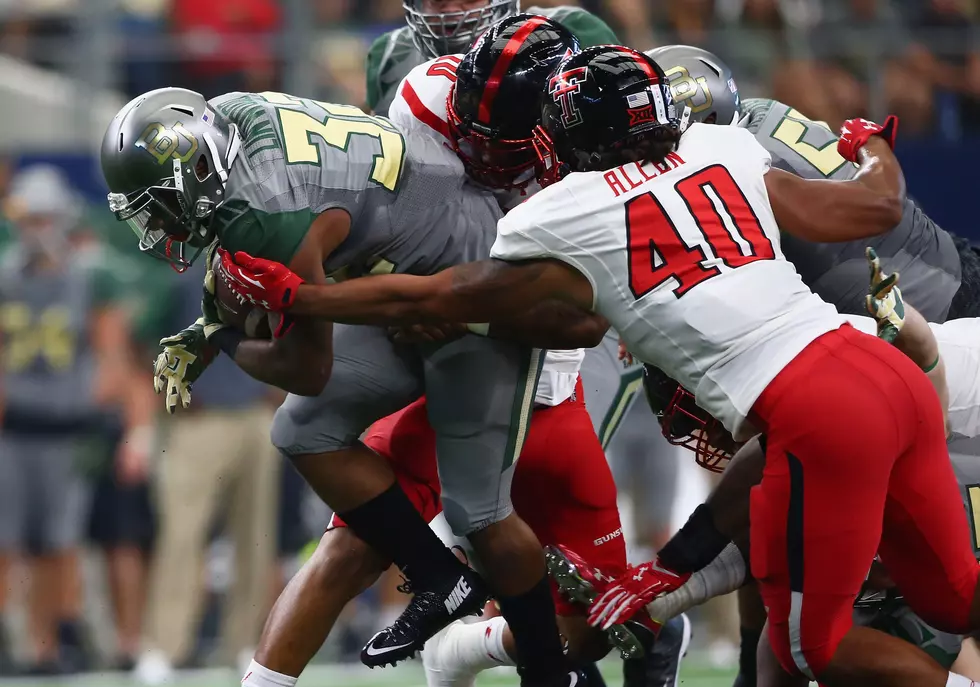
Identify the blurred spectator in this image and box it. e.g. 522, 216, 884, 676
134, 261, 279, 684
315, 33, 371, 105
169, 0, 281, 96
118, 0, 171, 97
0, 164, 150, 674
82, 234, 157, 672
906, 0, 980, 134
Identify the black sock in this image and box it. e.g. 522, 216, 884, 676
658, 503, 731, 573
498, 574, 565, 681
579, 662, 606, 687
737, 625, 762, 686
337, 483, 464, 587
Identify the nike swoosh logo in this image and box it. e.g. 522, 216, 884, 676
651, 562, 681, 578
364, 641, 414, 657
235, 272, 267, 289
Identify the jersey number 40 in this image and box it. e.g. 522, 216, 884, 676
627, 165, 775, 299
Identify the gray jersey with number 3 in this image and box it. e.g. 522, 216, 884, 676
741, 97, 960, 322
209, 92, 502, 279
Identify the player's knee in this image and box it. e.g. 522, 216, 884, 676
441, 495, 513, 538
271, 398, 351, 458
766, 616, 847, 681
310, 528, 389, 596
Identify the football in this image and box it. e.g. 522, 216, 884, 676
212, 251, 275, 339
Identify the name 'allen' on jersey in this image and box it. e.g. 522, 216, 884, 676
491, 123, 847, 439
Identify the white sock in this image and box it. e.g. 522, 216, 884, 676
431, 616, 515, 672
947, 673, 977, 687
647, 542, 746, 621
241, 660, 297, 687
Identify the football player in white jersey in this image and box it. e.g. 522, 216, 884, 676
217, 46, 980, 687
585, 252, 980, 683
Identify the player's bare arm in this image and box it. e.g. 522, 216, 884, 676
225, 210, 346, 395
485, 300, 609, 349
294, 257, 593, 337
892, 303, 949, 432
765, 136, 906, 242
223, 250, 600, 348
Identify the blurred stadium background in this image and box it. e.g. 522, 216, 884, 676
0, 0, 977, 685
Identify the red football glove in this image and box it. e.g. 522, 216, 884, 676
837, 115, 899, 163
587, 558, 691, 630
218, 249, 303, 338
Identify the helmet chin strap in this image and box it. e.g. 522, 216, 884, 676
203, 123, 241, 186
678, 105, 692, 133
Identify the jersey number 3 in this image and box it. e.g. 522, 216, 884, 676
261, 92, 405, 192
626, 165, 775, 299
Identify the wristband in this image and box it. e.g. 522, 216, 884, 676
210, 328, 245, 359
923, 355, 940, 373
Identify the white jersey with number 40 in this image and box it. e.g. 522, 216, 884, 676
492, 123, 848, 438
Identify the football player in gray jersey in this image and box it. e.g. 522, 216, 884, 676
99, 88, 602, 686
365, 1, 617, 115
648, 45, 966, 324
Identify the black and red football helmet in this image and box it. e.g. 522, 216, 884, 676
642, 364, 739, 472
448, 14, 579, 191
534, 45, 684, 187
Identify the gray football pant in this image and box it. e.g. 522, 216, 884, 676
271, 324, 543, 536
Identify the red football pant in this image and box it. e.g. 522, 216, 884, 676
335, 379, 627, 615
749, 325, 978, 680
751, 326, 980, 679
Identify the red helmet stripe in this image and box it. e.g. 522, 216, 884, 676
478, 15, 549, 125
622, 47, 659, 82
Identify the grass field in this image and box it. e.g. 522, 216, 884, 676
0, 656, 737, 687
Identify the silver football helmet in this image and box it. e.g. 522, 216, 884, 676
645, 45, 741, 126
404, 0, 520, 58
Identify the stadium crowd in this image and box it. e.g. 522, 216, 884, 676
0, 0, 975, 680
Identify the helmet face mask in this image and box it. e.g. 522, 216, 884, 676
448, 13, 578, 192
101, 88, 240, 271
404, 0, 519, 59
643, 364, 739, 473
447, 88, 538, 191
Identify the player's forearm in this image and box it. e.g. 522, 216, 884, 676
851, 137, 906, 212
891, 305, 949, 433
769, 138, 905, 242
232, 319, 332, 396
292, 269, 495, 326
489, 301, 609, 349
892, 305, 938, 372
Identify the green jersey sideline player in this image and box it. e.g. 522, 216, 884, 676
365, 1, 617, 115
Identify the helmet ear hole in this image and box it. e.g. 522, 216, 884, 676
704, 112, 717, 125
195, 154, 211, 182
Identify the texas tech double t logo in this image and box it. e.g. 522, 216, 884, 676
549, 67, 589, 129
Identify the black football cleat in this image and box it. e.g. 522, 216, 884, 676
622, 613, 692, 687
361, 568, 489, 668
